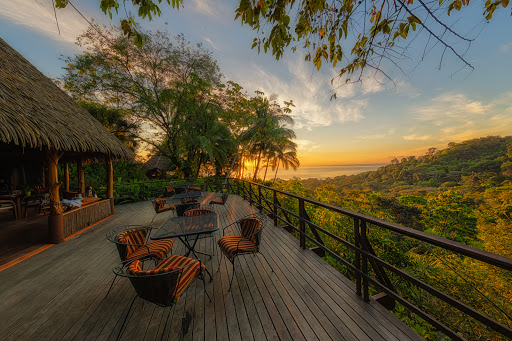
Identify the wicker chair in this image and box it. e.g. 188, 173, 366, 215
165, 185, 175, 197
113, 255, 210, 340
39, 193, 50, 215
0, 200, 17, 220
209, 192, 229, 206
217, 214, 274, 291
105, 225, 174, 297
184, 208, 216, 260
22, 195, 41, 217
150, 198, 176, 226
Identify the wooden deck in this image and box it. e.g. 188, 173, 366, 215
0, 193, 423, 340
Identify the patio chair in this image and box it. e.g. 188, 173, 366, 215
217, 214, 274, 291
187, 184, 202, 192
209, 192, 229, 206
22, 195, 41, 217
165, 185, 175, 197
184, 207, 216, 260
113, 255, 210, 340
105, 225, 174, 297
39, 193, 50, 215
0, 199, 17, 220
150, 198, 176, 226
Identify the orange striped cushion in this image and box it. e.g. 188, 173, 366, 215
128, 255, 204, 301
125, 239, 174, 260
185, 208, 214, 216
218, 235, 258, 259
210, 198, 223, 204
240, 218, 262, 244
118, 229, 148, 255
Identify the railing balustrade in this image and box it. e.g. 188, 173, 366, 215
108, 176, 512, 340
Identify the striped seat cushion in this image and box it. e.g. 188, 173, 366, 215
210, 198, 223, 204
128, 255, 204, 300
185, 208, 214, 216
218, 235, 258, 259
125, 239, 174, 260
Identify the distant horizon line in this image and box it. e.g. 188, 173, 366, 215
298, 163, 389, 167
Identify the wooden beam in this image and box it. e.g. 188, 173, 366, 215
64, 161, 69, 192
45, 148, 64, 243
106, 156, 114, 199
40, 163, 46, 188
106, 155, 115, 215
77, 157, 85, 196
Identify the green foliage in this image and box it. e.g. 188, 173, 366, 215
422, 191, 478, 244
272, 136, 512, 339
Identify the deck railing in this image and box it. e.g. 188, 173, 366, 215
212, 177, 512, 341
107, 176, 512, 340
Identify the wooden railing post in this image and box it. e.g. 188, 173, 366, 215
77, 157, 86, 196
354, 218, 361, 297
258, 185, 262, 211
63, 161, 69, 192
273, 190, 278, 226
361, 220, 369, 302
299, 198, 306, 249
106, 155, 114, 215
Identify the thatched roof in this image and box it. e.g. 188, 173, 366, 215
0, 38, 133, 160
144, 155, 171, 171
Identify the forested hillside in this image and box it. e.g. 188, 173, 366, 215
273, 136, 512, 340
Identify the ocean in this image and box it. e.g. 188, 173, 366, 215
268, 164, 388, 180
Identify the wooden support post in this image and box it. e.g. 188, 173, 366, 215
273, 190, 278, 226
77, 157, 86, 196
299, 198, 306, 249
106, 155, 115, 215
361, 220, 369, 302
354, 218, 362, 297
45, 148, 64, 244
64, 161, 69, 192
40, 163, 46, 189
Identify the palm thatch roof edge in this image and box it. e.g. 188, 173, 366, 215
0, 37, 133, 160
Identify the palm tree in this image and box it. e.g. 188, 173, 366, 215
272, 148, 300, 183
248, 94, 295, 181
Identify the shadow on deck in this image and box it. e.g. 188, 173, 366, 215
0, 193, 423, 340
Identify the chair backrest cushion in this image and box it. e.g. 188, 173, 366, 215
118, 229, 148, 256
184, 208, 214, 216
153, 198, 167, 213
240, 218, 263, 244
127, 260, 180, 306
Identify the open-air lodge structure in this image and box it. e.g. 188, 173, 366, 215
0, 37, 132, 249
1, 38, 512, 340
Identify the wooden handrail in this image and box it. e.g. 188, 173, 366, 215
107, 176, 512, 338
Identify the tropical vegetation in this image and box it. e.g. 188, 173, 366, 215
272, 136, 512, 340
61, 26, 299, 181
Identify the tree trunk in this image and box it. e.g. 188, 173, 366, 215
46, 148, 64, 244
263, 157, 270, 182
253, 149, 263, 181
196, 154, 204, 178
273, 160, 280, 184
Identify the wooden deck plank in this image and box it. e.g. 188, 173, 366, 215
0, 193, 423, 341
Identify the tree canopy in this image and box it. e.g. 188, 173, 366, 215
62, 26, 299, 179
55, 0, 511, 93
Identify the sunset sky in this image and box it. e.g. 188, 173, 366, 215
1, 0, 511, 166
